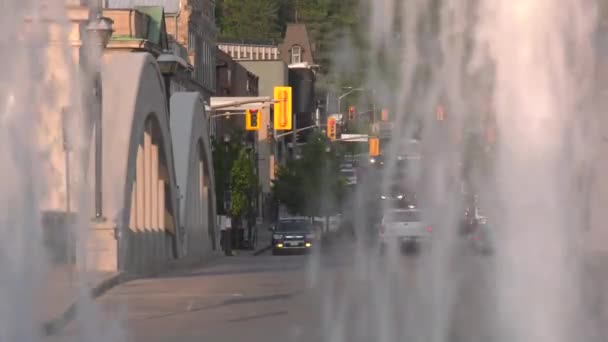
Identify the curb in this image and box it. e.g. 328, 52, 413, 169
42, 272, 132, 336
253, 245, 271, 256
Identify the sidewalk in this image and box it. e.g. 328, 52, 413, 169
39, 264, 122, 335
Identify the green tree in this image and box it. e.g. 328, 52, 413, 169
212, 131, 247, 215
230, 148, 257, 222
217, 0, 282, 41
272, 132, 346, 218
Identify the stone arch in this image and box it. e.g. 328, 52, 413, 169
170, 92, 217, 260
101, 52, 180, 273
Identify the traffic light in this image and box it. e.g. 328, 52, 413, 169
327, 117, 337, 140
436, 105, 445, 121
381, 109, 389, 121
273, 86, 293, 130
348, 106, 356, 121
245, 109, 261, 131
369, 137, 380, 156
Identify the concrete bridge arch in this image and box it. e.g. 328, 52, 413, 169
100, 52, 180, 273
170, 92, 217, 259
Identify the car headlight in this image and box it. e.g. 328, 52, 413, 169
273, 234, 283, 239
381, 195, 387, 200
305, 233, 315, 240
397, 195, 404, 199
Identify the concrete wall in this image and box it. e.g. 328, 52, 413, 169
238, 60, 288, 98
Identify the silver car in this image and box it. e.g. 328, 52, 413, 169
378, 207, 432, 253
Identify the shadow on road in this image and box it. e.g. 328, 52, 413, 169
228, 310, 289, 323
145, 292, 301, 320
171, 266, 304, 278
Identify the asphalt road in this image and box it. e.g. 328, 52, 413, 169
46, 238, 502, 342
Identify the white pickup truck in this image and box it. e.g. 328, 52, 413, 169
378, 207, 432, 253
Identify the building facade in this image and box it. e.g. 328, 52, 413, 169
279, 23, 315, 66
217, 41, 280, 61
215, 48, 259, 97
105, 0, 217, 99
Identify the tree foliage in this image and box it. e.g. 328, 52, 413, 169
272, 132, 346, 217
212, 131, 249, 216
217, 0, 282, 41
230, 148, 257, 219
215, 0, 360, 73
213, 143, 237, 215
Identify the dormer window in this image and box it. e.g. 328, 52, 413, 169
290, 45, 302, 64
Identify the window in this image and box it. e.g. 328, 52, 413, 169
277, 220, 313, 233
290, 45, 301, 64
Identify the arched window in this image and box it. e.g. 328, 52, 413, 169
290, 45, 302, 64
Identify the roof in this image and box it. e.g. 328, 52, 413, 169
218, 38, 279, 46
279, 23, 315, 65
106, 0, 180, 15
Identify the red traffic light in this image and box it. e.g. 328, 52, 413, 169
348, 106, 356, 120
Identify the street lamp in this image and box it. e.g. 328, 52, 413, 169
157, 52, 193, 111
86, 14, 113, 222
337, 87, 365, 114
86, 15, 114, 49
157, 52, 193, 75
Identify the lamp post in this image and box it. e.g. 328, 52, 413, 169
337, 87, 376, 121
86, 14, 113, 222
337, 87, 363, 114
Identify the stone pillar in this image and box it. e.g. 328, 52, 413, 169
83, 221, 118, 272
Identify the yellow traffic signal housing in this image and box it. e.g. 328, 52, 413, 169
436, 105, 445, 121
381, 109, 389, 121
245, 109, 261, 131
327, 117, 337, 140
369, 137, 380, 156
273, 86, 293, 130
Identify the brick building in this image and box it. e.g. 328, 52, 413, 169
105, 0, 217, 99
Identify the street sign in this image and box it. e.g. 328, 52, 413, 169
369, 137, 380, 156
327, 117, 337, 140
245, 109, 261, 131
273, 86, 292, 130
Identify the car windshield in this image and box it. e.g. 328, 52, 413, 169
277, 220, 313, 232
385, 210, 421, 222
